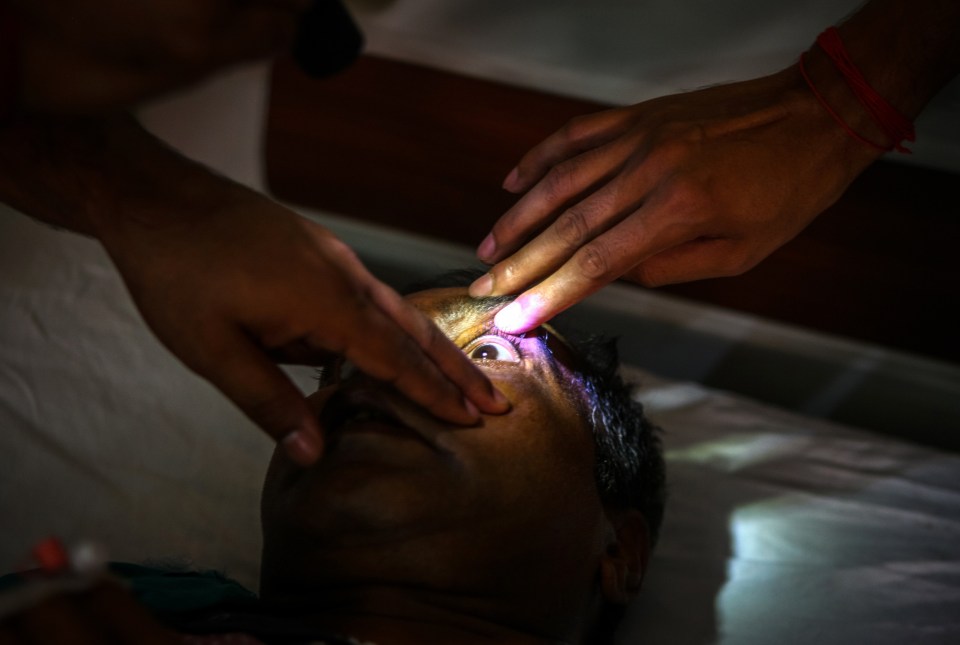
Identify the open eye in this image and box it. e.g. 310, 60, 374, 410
464, 335, 521, 363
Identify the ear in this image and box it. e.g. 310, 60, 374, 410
599, 510, 650, 604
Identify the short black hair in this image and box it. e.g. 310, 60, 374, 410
402, 269, 666, 544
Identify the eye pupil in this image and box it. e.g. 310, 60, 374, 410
470, 344, 501, 361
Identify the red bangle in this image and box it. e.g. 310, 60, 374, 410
31, 536, 71, 574
799, 51, 889, 152
809, 26, 915, 154
0, 0, 20, 124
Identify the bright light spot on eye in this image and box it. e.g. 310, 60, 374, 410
465, 336, 520, 363
494, 294, 546, 334
470, 344, 506, 361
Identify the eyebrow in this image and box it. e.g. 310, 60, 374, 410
433, 295, 515, 332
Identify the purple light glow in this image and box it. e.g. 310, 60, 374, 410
494, 295, 544, 334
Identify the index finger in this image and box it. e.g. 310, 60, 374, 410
364, 278, 510, 417
492, 204, 696, 333
503, 109, 631, 194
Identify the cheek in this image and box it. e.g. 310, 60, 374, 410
462, 374, 600, 506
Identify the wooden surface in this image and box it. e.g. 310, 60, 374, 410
265, 54, 960, 366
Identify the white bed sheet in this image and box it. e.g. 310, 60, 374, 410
2, 207, 958, 644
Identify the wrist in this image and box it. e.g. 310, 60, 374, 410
0, 113, 248, 243
83, 121, 256, 259
776, 51, 887, 180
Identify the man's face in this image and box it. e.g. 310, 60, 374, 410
260, 287, 614, 631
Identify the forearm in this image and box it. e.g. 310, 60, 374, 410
0, 113, 247, 239
798, 0, 960, 151
842, 0, 960, 115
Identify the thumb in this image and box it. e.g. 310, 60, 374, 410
193, 328, 323, 466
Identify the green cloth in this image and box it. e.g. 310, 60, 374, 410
0, 562, 258, 616
108, 562, 258, 615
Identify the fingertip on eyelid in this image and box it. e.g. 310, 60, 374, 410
494, 297, 543, 334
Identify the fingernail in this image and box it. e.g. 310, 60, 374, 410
469, 273, 494, 298
502, 167, 520, 191
494, 296, 542, 334
283, 428, 321, 466
494, 302, 523, 333
491, 387, 511, 412
477, 234, 497, 262
463, 396, 480, 421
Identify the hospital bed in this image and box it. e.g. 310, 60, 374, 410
2, 1, 959, 642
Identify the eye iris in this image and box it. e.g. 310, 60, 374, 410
470, 344, 502, 361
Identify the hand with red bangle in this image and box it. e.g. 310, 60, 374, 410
472, 0, 960, 334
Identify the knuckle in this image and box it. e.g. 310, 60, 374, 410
543, 160, 579, 201
553, 208, 589, 249
661, 175, 710, 221
647, 129, 701, 168
499, 258, 521, 284
576, 243, 612, 282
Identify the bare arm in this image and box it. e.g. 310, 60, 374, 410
0, 114, 508, 463
473, 0, 960, 333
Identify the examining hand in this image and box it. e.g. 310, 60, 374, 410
0, 115, 508, 466
107, 192, 508, 465
470, 66, 881, 333
472, 0, 960, 335
7, 0, 310, 114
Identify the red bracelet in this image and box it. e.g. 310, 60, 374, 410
31, 536, 71, 574
0, 0, 20, 124
803, 26, 915, 154
799, 52, 889, 152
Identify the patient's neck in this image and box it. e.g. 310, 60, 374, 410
261, 584, 572, 645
